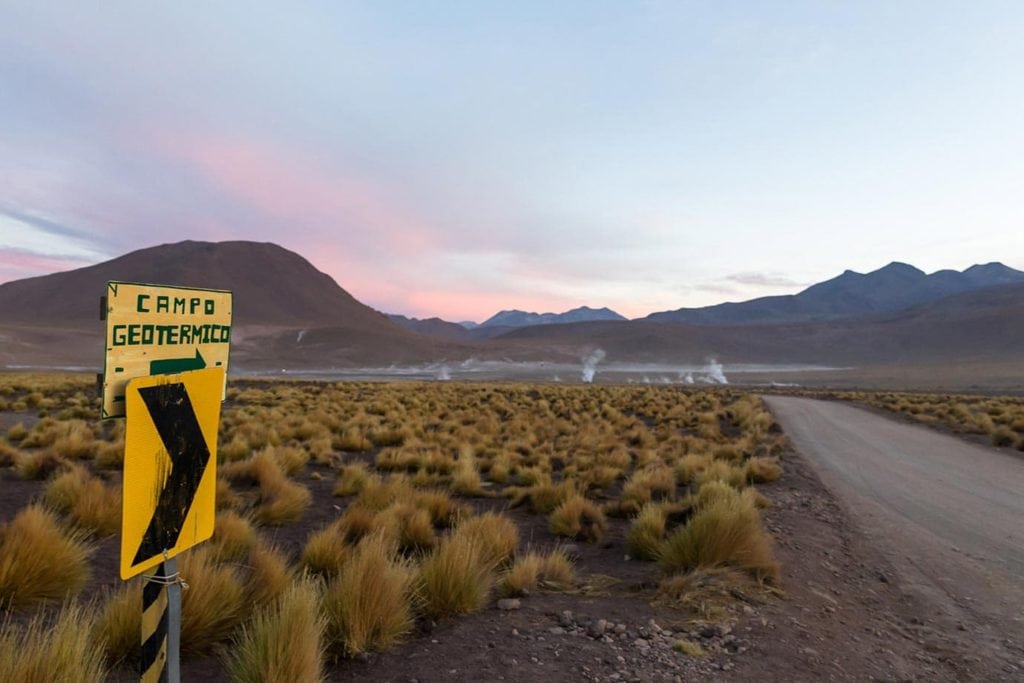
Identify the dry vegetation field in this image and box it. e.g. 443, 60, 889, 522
0, 373, 788, 681
816, 390, 1024, 451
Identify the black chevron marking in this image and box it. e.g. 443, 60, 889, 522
133, 382, 211, 565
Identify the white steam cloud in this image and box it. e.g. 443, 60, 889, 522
581, 349, 606, 383
436, 365, 451, 381
698, 359, 728, 385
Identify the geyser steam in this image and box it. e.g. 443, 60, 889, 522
581, 349, 606, 383
699, 359, 728, 385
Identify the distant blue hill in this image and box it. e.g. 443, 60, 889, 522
479, 306, 627, 329
645, 262, 1024, 326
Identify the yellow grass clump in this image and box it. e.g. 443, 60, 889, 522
513, 479, 577, 514
658, 484, 778, 582
223, 452, 312, 525
0, 603, 106, 682
180, 547, 248, 653
745, 456, 783, 483
455, 512, 520, 567
210, 511, 257, 562
418, 531, 495, 618
14, 450, 68, 480
324, 533, 417, 655
302, 523, 350, 578
0, 504, 91, 608
695, 459, 747, 488
378, 503, 437, 551
95, 580, 142, 666
451, 446, 486, 496
334, 462, 371, 496
626, 503, 667, 561
499, 548, 576, 596
43, 466, 121, 536
245, 542, 294, 607
549, 495, 607, 542
227, 575, 327, 683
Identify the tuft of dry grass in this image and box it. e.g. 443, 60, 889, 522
223, 452, 312, 525
451, 446, 486, 496
43, 466, 121, 536
695, 460, 747, 488
180, 547, 248, 653
245, 542, 294, 607
95, 580, 142, 666
0, 602, 106, 682
227, 575, 327, 683
499, 548, 576, 596
499, 552, 544, 597
549, 495, 607, 542
626, 503, 667, 561
513, 479, 577, 514
268, 445, 310, 476
658, 485, 778, 582
334, 463, 371, 496
413, 489, 464, 527
94, 440, 124, 469
455, 512, 519, 567
537, 548, 576, 588
302, 523, 350, 578
0, 504, 91, 608
210, 511, 257, 562
991, 426, 1017, 447
335, 427, 372, 452
378, 503, 436, 551
14, 450, 68, 480
0, 440, 20, 467
6, 422, 28, 442
745, 456, 782, 483
324, 532, 417, 655
356, 474, 414, 512
417, 532, 494, 618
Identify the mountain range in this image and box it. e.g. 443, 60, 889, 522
644, 261, 1024, 325
1, 240, 1021, 378
0, 241, 460, 367
479, 306, 626, 328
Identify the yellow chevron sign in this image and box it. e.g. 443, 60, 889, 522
102, 281, 232, 418
120, 367, 223, 580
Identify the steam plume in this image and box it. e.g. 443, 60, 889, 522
698, 359, 728, 385
581, 348, 606, 383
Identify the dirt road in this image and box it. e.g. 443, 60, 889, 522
765, 396, 1024, 673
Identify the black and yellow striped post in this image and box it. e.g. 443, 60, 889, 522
141, 558, 182, 683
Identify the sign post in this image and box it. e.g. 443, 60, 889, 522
141, 558, 181, 683
102, 281, 231, 683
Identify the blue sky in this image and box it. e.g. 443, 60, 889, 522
1, 1, 1022, 320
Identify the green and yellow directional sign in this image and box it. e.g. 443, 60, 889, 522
102, 281, 232, 418
121, 367, 223, 580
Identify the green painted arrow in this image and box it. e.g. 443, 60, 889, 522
150, 350, 207, 376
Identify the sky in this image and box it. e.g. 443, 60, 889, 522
1, 2, 1022, 321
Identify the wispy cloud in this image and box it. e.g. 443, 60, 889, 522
0, 205, 104, 245
0, 206, 112, 274
0, 246, 97, 282
722, 272, 809, 289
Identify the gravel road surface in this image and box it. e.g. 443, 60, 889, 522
765, 396, 1024, 671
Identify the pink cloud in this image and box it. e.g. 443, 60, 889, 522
0, 248, 95, 284
153, 131, 440, 258
400, 287, 582, 322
